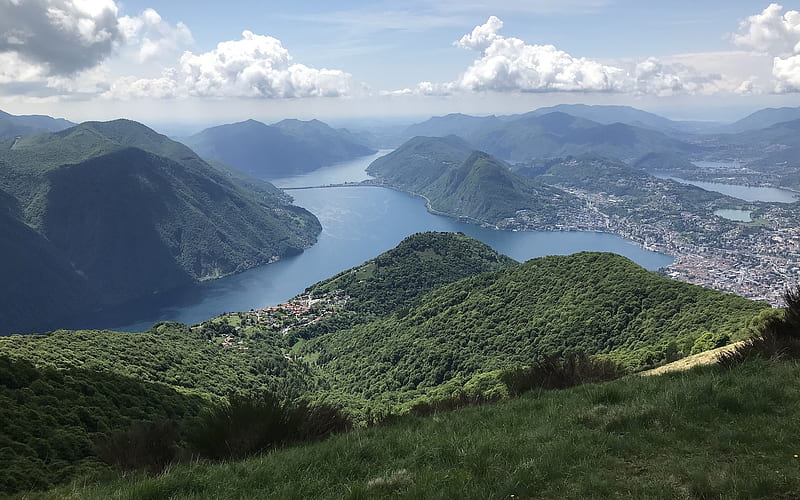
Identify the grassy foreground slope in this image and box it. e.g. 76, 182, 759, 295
46, 359, 800, 499
304, 252, 768, 401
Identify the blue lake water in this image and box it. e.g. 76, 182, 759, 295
656, 174, 800, 203
714, 209, 752, 222
67, 154, 674, 333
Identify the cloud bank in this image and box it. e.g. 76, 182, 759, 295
395, 17, 732, 97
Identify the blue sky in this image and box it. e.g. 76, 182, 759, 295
2, 1, 800, 125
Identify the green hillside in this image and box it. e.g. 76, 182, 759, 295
287, 232, 517, 340
0, 120, 321, 334
0, 234, 776, 496
367, 137, 576, 224
41, 359, 800, 499
303, 252, 767, 402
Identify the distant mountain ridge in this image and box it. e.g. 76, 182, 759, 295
0, 109, 74, 139
0, 119, 321, 334
402, 110, 698, 163
184, 118, 375, 178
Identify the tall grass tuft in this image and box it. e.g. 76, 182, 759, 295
718, 285, 800, 367
187, 393, 353, 461
501, 353, 626, 397
93, 420, 181, 474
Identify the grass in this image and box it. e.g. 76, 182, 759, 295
37, 359, 800, 499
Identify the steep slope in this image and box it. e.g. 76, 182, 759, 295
0, 189, 94, 333
185, 118, 374, 178
0, 109, 74, 139
366, 135, 474, 191
304, 252, 767, 401
0, 120, 321, 334
367, 136, 576, 225
53, 359, 800, 499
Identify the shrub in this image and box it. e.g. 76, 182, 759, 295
407, 391, 500, 417
718, 285, 800, 367
500, 353, 626, 397
187, 393, 352, 461
93, 420, 180, 474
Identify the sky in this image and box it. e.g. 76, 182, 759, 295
3, 0, 800, 127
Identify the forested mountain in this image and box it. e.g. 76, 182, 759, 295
184, 118, 375, 178
718, 106, 800, 133
401, 111, 697, 163
0, 109, 74, 139
0, 120, 321, 334
302, 252, 767, 402
367, 136, 577, 224
718, 118, 800, 167
290, 232, 517, 340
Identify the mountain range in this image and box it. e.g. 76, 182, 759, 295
0, 119, 321, 334
402, 111, 698, 163
183, 118, 375, 179
0, 109, 74, 139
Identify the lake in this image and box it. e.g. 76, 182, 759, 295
714, 209, 752, 222
656, 174, 800, 203
67, 153, 674, 332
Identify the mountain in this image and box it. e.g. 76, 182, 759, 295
302, 252, 767, 401
719, 106, 800, 133
0, 109, 74, 138
367, 136, 577, 224
400, 112, 698, 163
521, 104, 717, 133
0, 120, 321, 334
291, 232, 517, 340
402, 113, 504, 140
715, 118, 800, 169
184, 118, 375, 179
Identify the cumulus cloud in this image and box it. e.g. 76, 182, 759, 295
177, 30, 352, 98
99, 30, 353, 100
0, 0, 122, 75
733, 3, 800, 93
401, 16, 730, 96
732, 3, 800, 55
119, 8, 193, 63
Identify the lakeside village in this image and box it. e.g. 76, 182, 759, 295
496, 184, 799, 306
205, 292, 350, 351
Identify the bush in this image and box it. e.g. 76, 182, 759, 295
691, 332, 730, 355
718, 285, 800, 367
93, 420, 180, 474
500, 353, 626, 397
187, 393, 352, 461
407, 391, 500, 417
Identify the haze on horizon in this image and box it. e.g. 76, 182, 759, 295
3, 0, 800, 126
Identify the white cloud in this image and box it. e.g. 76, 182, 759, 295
407, 16, 731, 96
119, 8, 193, 63
177, 30, 352, 98
732, 4, 800, 94
0, 0, 122, 74
732, 3, 800, 56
